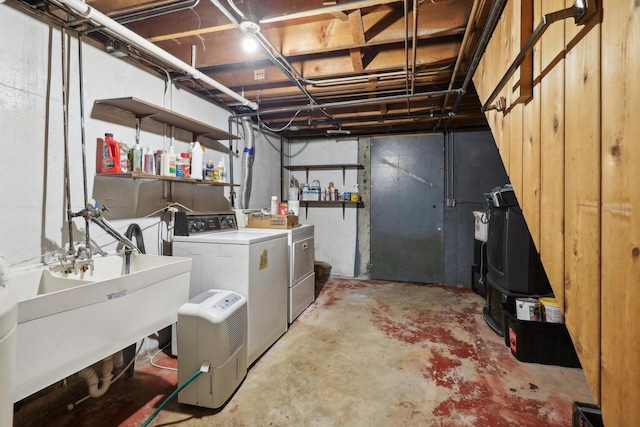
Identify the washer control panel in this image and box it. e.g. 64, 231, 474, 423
174, 211, 238, 236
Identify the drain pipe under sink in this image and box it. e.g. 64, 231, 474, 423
78, 356, 114, 398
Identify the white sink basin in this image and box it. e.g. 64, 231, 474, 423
6, 253, 192, 402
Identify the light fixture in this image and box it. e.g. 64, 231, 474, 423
239, 19, 260, 53
327, 127, 351, 135
239, 19, 261, 35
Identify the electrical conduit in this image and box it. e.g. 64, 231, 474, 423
57, 0, 257, 110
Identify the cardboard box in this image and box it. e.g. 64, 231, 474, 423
248, 213, 299, 229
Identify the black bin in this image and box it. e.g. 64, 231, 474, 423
502, 303, 581, 368
572, 402, 604, 427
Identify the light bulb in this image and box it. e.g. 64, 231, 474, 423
243, 36, 258, 53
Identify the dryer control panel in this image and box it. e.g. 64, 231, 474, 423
174, 212, 238, 236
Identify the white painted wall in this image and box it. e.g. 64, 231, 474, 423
0, 7, 281, 266
285, 138, 360, 277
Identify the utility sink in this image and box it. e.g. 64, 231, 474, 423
6, 253, 192, 402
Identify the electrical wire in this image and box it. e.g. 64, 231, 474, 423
256, 108, 301, 132
149, 341, 176, 371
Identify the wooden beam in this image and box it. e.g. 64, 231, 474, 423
192, 42, 458, 88
350, 48, 365, 72
144, 0, 468, 60
349, 9, 367, 44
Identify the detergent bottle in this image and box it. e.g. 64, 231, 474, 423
96, 133, 121, 174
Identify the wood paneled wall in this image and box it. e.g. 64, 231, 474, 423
473, 2, 640, 426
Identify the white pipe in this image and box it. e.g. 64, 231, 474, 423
78, 356, 114, 398
58, 0, 258, 110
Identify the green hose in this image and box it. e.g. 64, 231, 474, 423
141, 369, 203, 427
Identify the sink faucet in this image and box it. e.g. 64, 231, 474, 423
73, 200, 140, 255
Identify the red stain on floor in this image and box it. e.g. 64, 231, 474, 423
364, 281, 573, 427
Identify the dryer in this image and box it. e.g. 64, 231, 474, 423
173, 212, 288, 366
241, 223, 315, 323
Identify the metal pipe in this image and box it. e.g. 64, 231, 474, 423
61, 28, 75, 256
410, 0, 418, 96
219, 0, 447, 120
70, 0, 199, 29
253, 32, 320, 107
226, 0, 247, 20
234, 88, 463, 118
77, 33, 91, 256
434, 0, 479, 130
213, 0, 323, 110
449, 0, 508, 116
228, 118, 236, 207
481, 0, 592, 112
58, 0, 257, 109
403, 0, 410, 107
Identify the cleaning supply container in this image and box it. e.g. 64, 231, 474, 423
189, 142, 204, 180
96, 133, 122, 173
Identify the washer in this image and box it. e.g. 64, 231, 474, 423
172, 212, 288, 366
241, 223, 315, 323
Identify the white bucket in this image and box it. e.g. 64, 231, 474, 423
288, 187, 300, 201
540, 297, 564, 323
515, 297, 541, 321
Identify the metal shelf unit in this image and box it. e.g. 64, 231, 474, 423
283, 164, 364, 186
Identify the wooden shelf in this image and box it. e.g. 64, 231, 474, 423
96, 173, 239, 187
284, 164, 364, 185
94, 97, 238, 154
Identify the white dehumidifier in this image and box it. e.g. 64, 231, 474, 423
177, 289, 248, 409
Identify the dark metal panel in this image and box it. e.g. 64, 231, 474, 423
370, 135, 444, 283
443, 130, 508, 286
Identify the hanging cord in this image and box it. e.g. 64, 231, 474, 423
149, 341, 176, 371
256, 108, 301, 132
142, 362, 210, 427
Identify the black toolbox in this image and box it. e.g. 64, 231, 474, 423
502, 303, 581, 368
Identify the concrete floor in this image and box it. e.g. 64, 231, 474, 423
14, 277, 595, 426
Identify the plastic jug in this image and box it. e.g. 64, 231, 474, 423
189, 141, 204, 180
96, 133, 122, 174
